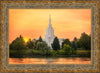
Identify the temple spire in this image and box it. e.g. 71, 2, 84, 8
49, 14, 51, 26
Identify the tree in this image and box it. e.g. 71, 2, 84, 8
63, 44, 72, 55
38, 36, 42, 42
10, 35, 26, 50
88, 34, 91, 50
36, 42, 51, 55
34, 36, 43, 48
9, 35, 27, 58
76, 40, 81, 48
26, 39, 35, 49
62, 39, 71, 48
71, 37, 77, 50
52, 37, 60, 51
79, 32, 91, 50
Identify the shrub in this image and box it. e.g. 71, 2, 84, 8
62, 44, 72, 55
50, 50, 58, 56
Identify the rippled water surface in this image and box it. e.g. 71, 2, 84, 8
9, 58, 91, 64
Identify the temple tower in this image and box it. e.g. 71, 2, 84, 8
44, 15, 55, 49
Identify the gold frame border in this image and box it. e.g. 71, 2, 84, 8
0, 1, 99, 72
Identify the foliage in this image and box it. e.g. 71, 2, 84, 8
62, 44, 72, 55
71, 37, 77, 50
9, 35, 28, 58
50, 50, 58, 56
26, 39, 35, 49
10, 35, 27, 50
9, 33, 91, 58
71, 48, 77, 55
62, 39, 71, 48
38, 36, 43, 42
57, 50, 65, 55
51, 37, 60, 51
36, 41, 51, 56
76, 50, 91, 57
78, 32, 91, 50
76, 41, 81, 48
10, 49, 28, 58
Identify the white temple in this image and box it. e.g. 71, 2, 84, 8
33, 15, 63, 49
44, 15, 63, 49
44, 15, 55, 49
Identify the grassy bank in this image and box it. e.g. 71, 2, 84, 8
10, 49, 91, 58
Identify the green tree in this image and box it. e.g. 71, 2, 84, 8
34, 36, 43, 47
26, 39, 35, 49
38, 36, 42, 42
9, 35, 28, 58
36, 41, 51, 55
52, 37, 60, 51
62, 39, 71, 48
71, 37, 77, 50
63, 44, 72, 55
76, 40, 81, 49
10, 35, 26, 50
89, 34, 91, 50
79, 32, 91, 50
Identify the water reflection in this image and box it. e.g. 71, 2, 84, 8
9, 58, 91, 64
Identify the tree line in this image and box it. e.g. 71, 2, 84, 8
10, 32, 91, 58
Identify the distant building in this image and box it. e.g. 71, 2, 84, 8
43, 15, 63, 49
33, 15, 63, 49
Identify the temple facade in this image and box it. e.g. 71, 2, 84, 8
44, 15, 63, 49
44, 15, 55, 49
33, 15, 63, 49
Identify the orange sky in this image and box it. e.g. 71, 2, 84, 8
9, 9, 91, 43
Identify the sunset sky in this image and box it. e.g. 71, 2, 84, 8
9, 9, 91, 43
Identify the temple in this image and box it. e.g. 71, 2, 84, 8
44, 15, 63, 49
33, 15, 63, 49
44, 15, 55, 49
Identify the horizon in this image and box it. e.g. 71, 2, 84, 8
9, 9, 91, 43
10, 32, 90, 44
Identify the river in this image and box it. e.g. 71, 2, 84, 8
9, 57, 91, 64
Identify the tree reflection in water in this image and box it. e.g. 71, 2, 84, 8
9, 58, 91, 64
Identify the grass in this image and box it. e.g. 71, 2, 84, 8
10, 49, 91, 58
77, 50, 90, 53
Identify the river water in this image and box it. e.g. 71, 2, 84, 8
9, 57, 91, 64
